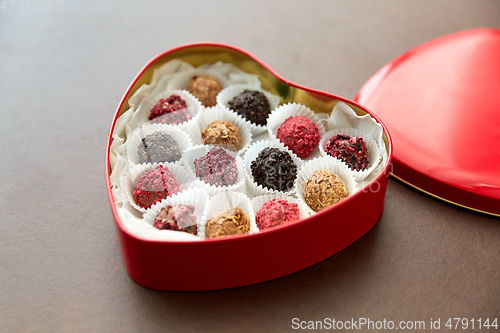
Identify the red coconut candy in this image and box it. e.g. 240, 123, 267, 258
153, 204, 197, 235
255, 199, 300, 230
324, 134, 369, 171
148, 94, 191, 125
276, 116, 320, 158
193, 147, 238, 187
133, 165, 181, 209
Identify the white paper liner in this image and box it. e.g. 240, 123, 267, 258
199, 191, 258, 239
227, 71, 261, 86
216, 84, 281, 135
109, 60, 268, 241
326, 102, 389, 189
142, 188, 210, 239
327, 102, 384, 144
166, 68, 231, 97
135, 89, 203, 131
244, 140, 303, 197
127, 60, 195, 110
295, 156, 358, 215
251, 193, 311, 231
185, 106, 253, 156
126, 124, 193, 166
109, 60, 390, 243
319, 128, 382, 181
120, 162, 201, 213
267, 103, 327, 161
118, 208, 201, 242
182, 145, 246, 196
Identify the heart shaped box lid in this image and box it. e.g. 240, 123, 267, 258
355, 28, 500, 217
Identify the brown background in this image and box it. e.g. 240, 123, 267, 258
1, 1, 499, 332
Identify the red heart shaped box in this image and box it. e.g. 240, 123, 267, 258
105, 43, 393, 291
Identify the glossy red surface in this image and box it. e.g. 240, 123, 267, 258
356, 29, 500, 216
106, 43, 393, 290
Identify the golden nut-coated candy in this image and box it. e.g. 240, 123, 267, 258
201, 120, 242, 150
303, 169, 349, 212
187, 75, 222, 107
205, 207, 250, 238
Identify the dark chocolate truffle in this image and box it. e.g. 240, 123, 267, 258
133, 165, 180, 209
187, 75, 222, 107
324, 134, 369, 171
255, 199, 300, 230
193, 147, 238, 187
148, 94, 191, 125
137, 131, 181, 164
153, 204, 197, 235
276, 116, 320, 158
250, 147, 297, 192
228, 90, 271, 126
303, 169, 348, 212
205, 207, 250, 238
201, 120, 242, 150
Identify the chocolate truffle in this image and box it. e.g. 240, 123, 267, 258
153, 204, 197, 235
137, 132, 181, 164
324, 134, 369, 171
251, 147, 297, 192
255, 198, 300, 230
228, 90, 271, 126
133, 165, 181, 209
276, 116, 320, 158
303, 169, 348, 212
201, 120, 242, 150
187, 75, 222, 107
148, 94, 191, 125
205, 207, 250, 238
193, 147, 238, 187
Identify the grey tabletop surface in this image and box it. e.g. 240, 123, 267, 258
1, 1, 500, 332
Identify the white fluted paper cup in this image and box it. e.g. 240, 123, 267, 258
199, 191, 258, 239
216, 84, 281, 135
267, 103, 327, 161
185, 106, 252, 156
319, 128, 382, 181
166, 68, 230, 106
120, 162, 201, 213
167, 68, 231, 90
120, 215, 200, 242
251, 193, 310, 231
243, 140, 303, 197
126, 124, 192, 166
182, 145, 246, 196
137, 89, 202, 130
295, 156, 358, 215
143, 188, 210, 238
